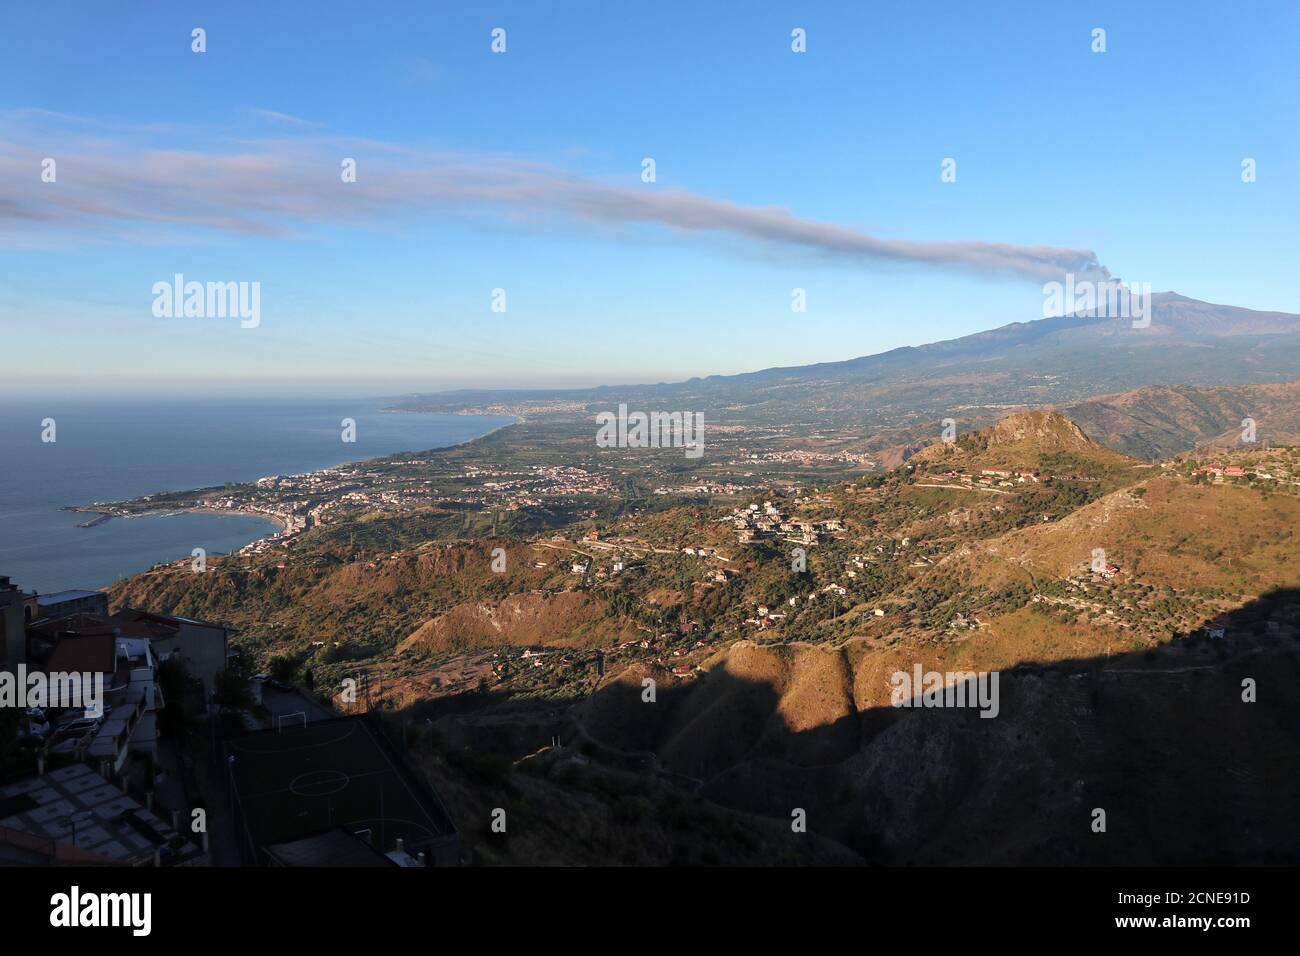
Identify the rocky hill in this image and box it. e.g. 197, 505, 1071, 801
911, 410, 1132, 471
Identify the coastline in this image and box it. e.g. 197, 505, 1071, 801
189, 506, 288, 532
68, 505, 289, 534
65, 411, 521, 557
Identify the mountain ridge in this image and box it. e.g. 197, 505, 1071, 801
393, 292, 1300, 410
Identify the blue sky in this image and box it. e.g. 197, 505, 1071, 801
2, 0, 1297, 397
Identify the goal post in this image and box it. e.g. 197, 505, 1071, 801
276, 711, 308, 732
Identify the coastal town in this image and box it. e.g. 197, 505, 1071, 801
71, 457, 627, 558
65, 412, 882, 564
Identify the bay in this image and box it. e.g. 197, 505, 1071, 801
0, 397, 512, 593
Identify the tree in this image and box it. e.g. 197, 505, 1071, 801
268, 654, 299, 684
214, 655, 256, 715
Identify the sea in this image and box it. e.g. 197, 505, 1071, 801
0, 397, 513, 594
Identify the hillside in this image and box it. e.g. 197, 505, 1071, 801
946, 474, 1300, 592
106, 539, 632, 663
1061, 380, 1300, 459
569, 616, 1300, 864
396, 590, 638, 655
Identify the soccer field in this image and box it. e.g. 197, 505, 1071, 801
226, 716, 455, 863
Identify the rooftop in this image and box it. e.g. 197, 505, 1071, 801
46, 633, 117, 675
0, 763, 201, 865
37, 590, 102, 606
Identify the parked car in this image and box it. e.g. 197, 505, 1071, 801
54, 716, 102, 737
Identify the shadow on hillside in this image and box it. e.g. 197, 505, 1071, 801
392, 588, 1300, 865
